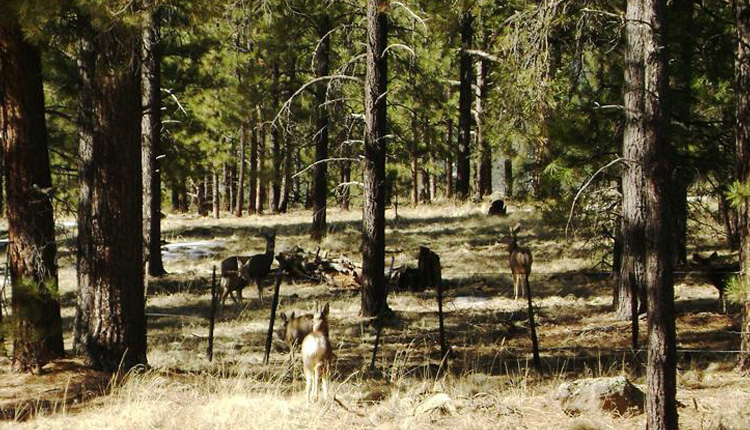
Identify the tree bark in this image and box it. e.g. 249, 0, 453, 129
141, 8, 166, 277
279, 59, 296, 213
456, 11, 473, 200
475, 57, 491, 199
735, 0, 750, 374
74, 21, 147, 372
618, 0, 648, 320
669, 0, 694, 267
0, 18, 65, 373
212, 171, 220, 219
642, 0, 677, 428
248, 113, 258, 215
257, 119, 267, 214
504, 159, 513, 198
236, 124, 246, 216
311, 14, 331, 240
361, 0, 389, 317
271, 63, 282, 213
445, 119, 453, 198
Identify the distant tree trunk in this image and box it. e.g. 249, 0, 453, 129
171, 186, 179, 211
445, 119, 453, 198
196, 179, 207, 216
476, 58, 491, 198
75, 21, 147, 372
456, 11, 473, 200
257, 121, 267, 214
669, 0, 694, 267
311, 14, 331, 240
179, 182, 188, 212
504, 159, 513, 198
0, 18, 65, 373
271, 64, 282, 213
641, 0, 677, 428
361, 0, 389, 317
411, 117, 419, 206
279, 60, 296, 213
339, 131, 352, 210
420, 168, 431, 203
249, 115, 258, 215
735, 0, 750, 374
618, 0, 647, 320
141, 8, 166, 277
236, 125, 246, 217
212, 171, 220, 219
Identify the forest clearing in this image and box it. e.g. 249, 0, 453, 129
0, 203, 748, 429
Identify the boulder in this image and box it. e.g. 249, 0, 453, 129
487, 199, 507, 216
551, 376, 644, 416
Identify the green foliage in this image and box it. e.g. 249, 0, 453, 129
726, 276, 750, 304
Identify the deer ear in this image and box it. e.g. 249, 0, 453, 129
290, 311, 295, 319
710, 251, 718, 259
280, 312, 287, 322
322, 302, 330, 317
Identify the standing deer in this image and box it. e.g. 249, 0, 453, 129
278, 311, 313, 351
501, 223, 533, 300
501, 223, 541, 368
301, 302, 333, 404
219, 228, 276, 306
692, 251, 739, 313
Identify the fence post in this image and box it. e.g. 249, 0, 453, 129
264, 270, 283, 364
207, 266, 217, 362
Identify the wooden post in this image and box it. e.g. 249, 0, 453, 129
207, 266, 217, 362
437, 277, 447, 361
264, 270, 283, 364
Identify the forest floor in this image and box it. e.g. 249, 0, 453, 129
0, 201, 748, 429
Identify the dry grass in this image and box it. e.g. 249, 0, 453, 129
0, 201, 748, 429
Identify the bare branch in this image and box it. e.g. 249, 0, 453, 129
293, 157, 363, 179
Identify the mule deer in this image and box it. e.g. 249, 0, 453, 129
220, 228, 276, 306
501, 223, 533, 300
692, 251, 739, 313
278, 311, 313, 351
301, 302, 333, 404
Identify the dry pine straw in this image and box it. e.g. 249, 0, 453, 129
0, 203, 748, 430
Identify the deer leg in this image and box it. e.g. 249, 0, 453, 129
257, 278, 264, 306
313, 365, 320, 402
322, 367, 329, 402
304, 367, 313, 405
513, 275, 519, 301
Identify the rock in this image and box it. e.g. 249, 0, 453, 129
414, 393, 457, 416
487, 199, 507, 216
551, 376, 644, 416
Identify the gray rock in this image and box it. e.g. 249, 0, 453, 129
414, 393, 457, 416
552, 376, 644, 416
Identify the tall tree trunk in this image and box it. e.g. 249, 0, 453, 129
196, 179, 207, 216
73, 17, 96, 356
311, 14, 331, 240
257, 121, 267, 214
504, 159, 513, 198
248, 114, 258, 215
476, 58, 491, 198
0, 18, 64, 373
179, 181, 188, 212
445, 119, 453, 198
279, 59, 296, 213
735, 0, 750, 374
618, 0, 648, 320
75, 21, 147, 372
171, 185, 179, 212
456, 11, 473, 200
141, 8, 166, 277
212, 171, 220, 219
642, 0, 677, 428
669, 0, 694, 267
361, 0, 389, 317
236, 124, 246, 217
271, 63, 282, 213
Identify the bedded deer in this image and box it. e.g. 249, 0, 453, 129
301, 302, 333, 404
501, 223, 533, 300
219, 228, 276, 306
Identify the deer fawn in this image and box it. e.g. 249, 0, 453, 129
219, 228, 276, 306
692, 251, 739, 313
501, 223, 533, 300
301, 302, 333, 404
